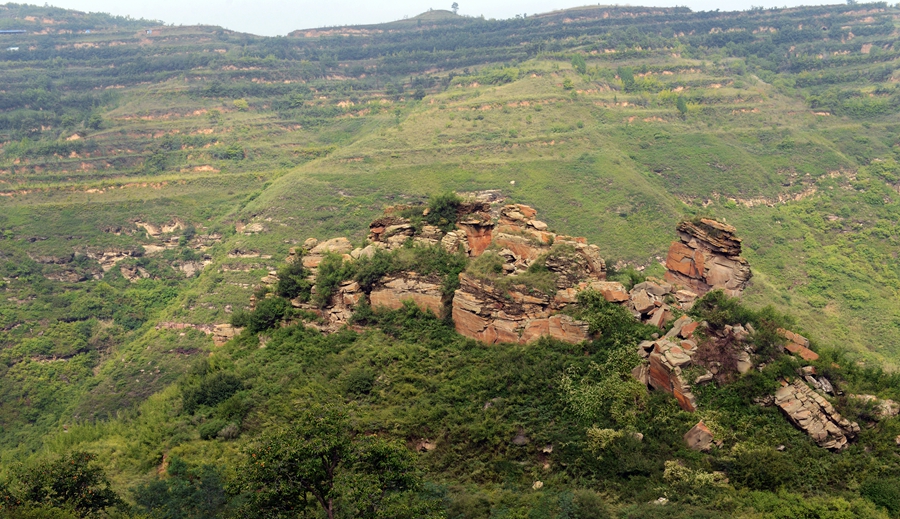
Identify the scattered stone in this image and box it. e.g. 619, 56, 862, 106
695, 372, 714, 385
779, 328, 819, 361
684, 421, 714, 451
512, 429, 530, 446
736, 351, 753, 374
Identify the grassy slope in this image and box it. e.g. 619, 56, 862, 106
0, 3, 899, 511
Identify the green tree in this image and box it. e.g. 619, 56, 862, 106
425, 192, 462, 232
132, 456, 230, 519
571, 54, 587, 74
451, 2, 459, 14
616, 66, 635, 92
676, 95, 688, 117
15, 452, 120, 514
238, 404, 435, 519
275, 259, 312, 301
239, 404, 353, 519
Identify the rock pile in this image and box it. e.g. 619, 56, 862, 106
633, 315, 702, 411
664, 219, 751, 297
775, 379, 860, 450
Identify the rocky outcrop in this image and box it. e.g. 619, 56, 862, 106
452, 273, 591, 345
637, 316, 702, 411
213, 324, 241, 346
301, 237, 355, 269
121, 265, 151, 282
275, 202, 746, 349
448, 204, 611, 344
775, 379, 860, 450
664, 219, 751, 297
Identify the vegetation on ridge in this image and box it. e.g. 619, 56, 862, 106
1, 0, 900, 517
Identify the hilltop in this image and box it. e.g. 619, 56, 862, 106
1, 1, 900, 517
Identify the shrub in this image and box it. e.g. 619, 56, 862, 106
313, 253, 352, 307
723, 445, 796, 491
199, 419, 227, 440
425, 192, 462, 232
861, 477, 900, 515
344, 368, 376, 395
275, 260, 312, 301
247, 297, 291, 332
182, 372, 244, 414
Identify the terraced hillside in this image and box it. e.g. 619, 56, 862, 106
3, 2, 900, 516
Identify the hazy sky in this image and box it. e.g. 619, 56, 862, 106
45, 0, 840, 36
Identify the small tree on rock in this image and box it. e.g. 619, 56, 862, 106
451, 2, 459, 14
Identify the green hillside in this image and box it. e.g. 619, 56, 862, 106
2, 1, 900, 517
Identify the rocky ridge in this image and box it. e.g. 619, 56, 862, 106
278, 201, 731, 343
255, 198, 866, 450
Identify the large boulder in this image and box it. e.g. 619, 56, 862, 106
664, 219, 751, 297
684, 421, 714, 451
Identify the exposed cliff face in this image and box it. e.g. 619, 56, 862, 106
664, 218, 752, 297
447, 204, 608, 344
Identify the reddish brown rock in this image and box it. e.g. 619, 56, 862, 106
778, 328, 819, 361
589, 281, 630, 302
459, 222, 494, 257
680, 321, 699, 339
664, 219, 751, 297
370, 275, 445, 316
666, 242, 705, 278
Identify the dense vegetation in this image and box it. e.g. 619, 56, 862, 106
2, 1, 900, 517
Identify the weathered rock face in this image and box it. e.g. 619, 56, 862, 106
213, 324, 241, 346
639, 318, 701, 412
451, 273, 591, 345
369, 274, 446, 316
664, 219, 751, 297
447, 204, 611, 344
775, 379, 860, 450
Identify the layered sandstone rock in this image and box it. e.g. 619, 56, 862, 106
270, 202, 743, 350
451, 273, 591, 345
370, 274, 446, 316
643, 332, 700, 412
778, 328, 819, 361
664, 218, 751, 297
774, 379, 860, 450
